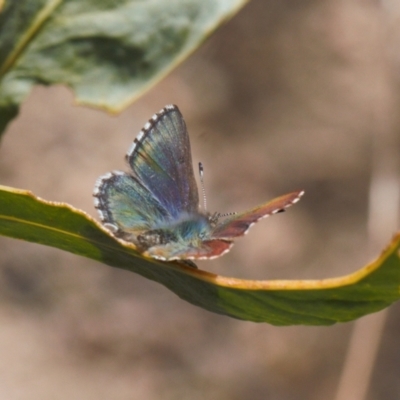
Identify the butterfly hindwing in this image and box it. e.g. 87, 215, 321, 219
144, 239, 233, 261
93, 171, 169, 240
126, 105, 199, 219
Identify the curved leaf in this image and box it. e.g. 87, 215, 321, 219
0, 0, 248, 134
1, 185, 400, 325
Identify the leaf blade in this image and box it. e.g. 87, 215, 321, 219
1, 185, 399, 325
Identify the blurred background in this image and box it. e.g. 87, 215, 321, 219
1, 0, 400, 399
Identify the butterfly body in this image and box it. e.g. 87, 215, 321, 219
94, 105, 303, 261
136, 212, 218, 256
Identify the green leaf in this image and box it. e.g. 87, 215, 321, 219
0, 0, 248, 134
1, 184, 400, 325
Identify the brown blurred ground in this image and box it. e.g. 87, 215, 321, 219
1, 1, 400, 399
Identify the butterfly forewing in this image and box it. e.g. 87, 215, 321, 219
126, 105, 199, 219
211, 191, 304, 239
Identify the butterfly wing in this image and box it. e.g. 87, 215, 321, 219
93, 171, 169, 240
144, 239, 233, 261
211, 190, 304, 240
146, 191, 304, 260
126, 105, 199, 219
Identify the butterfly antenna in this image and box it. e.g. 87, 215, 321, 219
198, 162, 207, 212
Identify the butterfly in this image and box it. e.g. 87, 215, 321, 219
93, 105, 304, 261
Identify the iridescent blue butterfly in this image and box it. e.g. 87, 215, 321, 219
93, 105, 303, 261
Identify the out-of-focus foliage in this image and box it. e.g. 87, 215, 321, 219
0, 0, 248, 134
